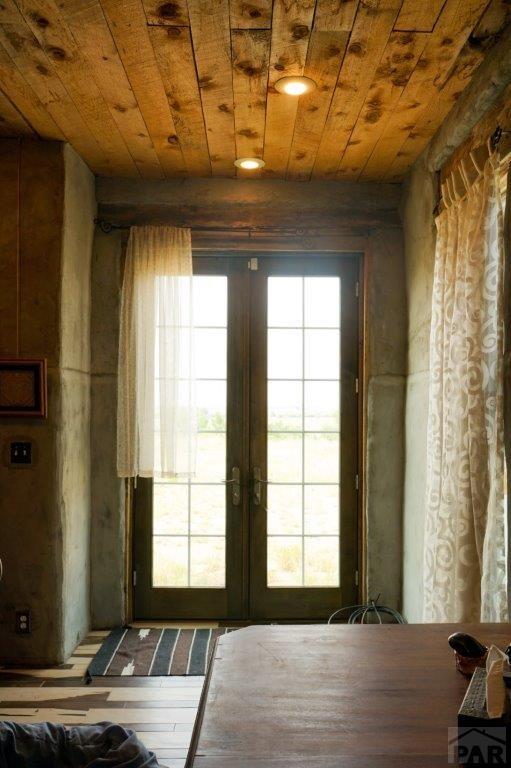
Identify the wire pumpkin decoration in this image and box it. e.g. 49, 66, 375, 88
328, 595, 406, 625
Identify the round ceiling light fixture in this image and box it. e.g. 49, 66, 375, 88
275, 75, 316, 96
234, 157, 265, 170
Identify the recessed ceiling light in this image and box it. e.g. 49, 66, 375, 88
275, 76, 316, 96
234, 157, 265, 170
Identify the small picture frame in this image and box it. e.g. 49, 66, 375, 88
0, 359, 47, 418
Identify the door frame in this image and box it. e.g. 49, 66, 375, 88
132, 255, 249, 620
248, 254, 359, 619
129, 248, 365, 622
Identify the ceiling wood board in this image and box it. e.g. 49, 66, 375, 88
0, 0, 505, 181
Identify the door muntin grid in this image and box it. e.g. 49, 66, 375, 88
152, 275, 228, 588
266, 276, 341, 588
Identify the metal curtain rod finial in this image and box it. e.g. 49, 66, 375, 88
96, 219, 130, 233
490, 126, 511, 151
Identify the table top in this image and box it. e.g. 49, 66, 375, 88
186, 623, 511, 767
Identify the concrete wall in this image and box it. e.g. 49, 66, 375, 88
0, 139, 95, 663
365, 229, 406, 609
400, 157, 437, 622
60, 144, 96, 657
90, 229, 125, 628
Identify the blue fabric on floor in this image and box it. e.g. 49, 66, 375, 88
0, 721, 160, 767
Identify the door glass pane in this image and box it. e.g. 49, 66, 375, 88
191, 485, 225, 535
267, 485, 302, 535
304, 329, 340, 379
304, 537, 339, 586
304, 381, 339, 431
305, 277, 340, 327
193, 276, 227, 326
196, 380, 226, 431
267, 433, 302, 482
268, 381, 302, 431
195, 433, 226, 482
153, 536, 188, 587
268, 329, 302, 379
190, 537, 225, 587
268, 537, 303, 586
153, 484, 188, 535
195, 328, 227, 379
304, 485, 339, 534
267, 275, 340, 588
304, 433, 339, 483
268, 277, 302, 326
152, 275, 227, 588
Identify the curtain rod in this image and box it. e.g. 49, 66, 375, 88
96, 220, 251, 233
434, 125, 511, 216
95, 219, 357, 236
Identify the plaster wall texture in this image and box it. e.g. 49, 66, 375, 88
0, 139, 95, 663
401, 156, 437, 622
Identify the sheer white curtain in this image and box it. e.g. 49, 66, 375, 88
423, 153, 508, 622
117, 225, 197, 479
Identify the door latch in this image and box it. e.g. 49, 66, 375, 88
224, 466, 241, 506
252, 467, 269, 505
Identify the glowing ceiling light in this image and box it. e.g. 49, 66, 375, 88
234, 157, 265, 170
275, 76, 316, 96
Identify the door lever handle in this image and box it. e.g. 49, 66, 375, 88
223, 466, 241, 507
252, 466, 266, 506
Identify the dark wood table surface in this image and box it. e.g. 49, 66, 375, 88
185, 623, 511, 767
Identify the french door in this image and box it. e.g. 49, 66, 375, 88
133, 252, 360, 620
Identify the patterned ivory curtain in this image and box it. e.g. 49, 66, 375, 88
423, 153, 508, 623
117, 225, 197, 479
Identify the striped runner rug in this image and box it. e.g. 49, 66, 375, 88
87, 627, 236, 677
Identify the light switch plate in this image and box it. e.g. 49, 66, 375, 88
10, 442, 32, 465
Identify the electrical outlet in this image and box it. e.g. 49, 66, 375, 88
15, 610, 31, 634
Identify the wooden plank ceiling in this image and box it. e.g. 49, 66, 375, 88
0, 0, 509, 181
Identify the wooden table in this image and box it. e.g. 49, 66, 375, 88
186, 623, 511, 767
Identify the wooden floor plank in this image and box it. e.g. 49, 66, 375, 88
0, 707, 197, 724
0, 633, 202, 765
0, 687, 201, 702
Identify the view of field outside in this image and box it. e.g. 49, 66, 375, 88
153, 275, 228, 588
152, 274, 341, 589
266, 276, 340, 587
